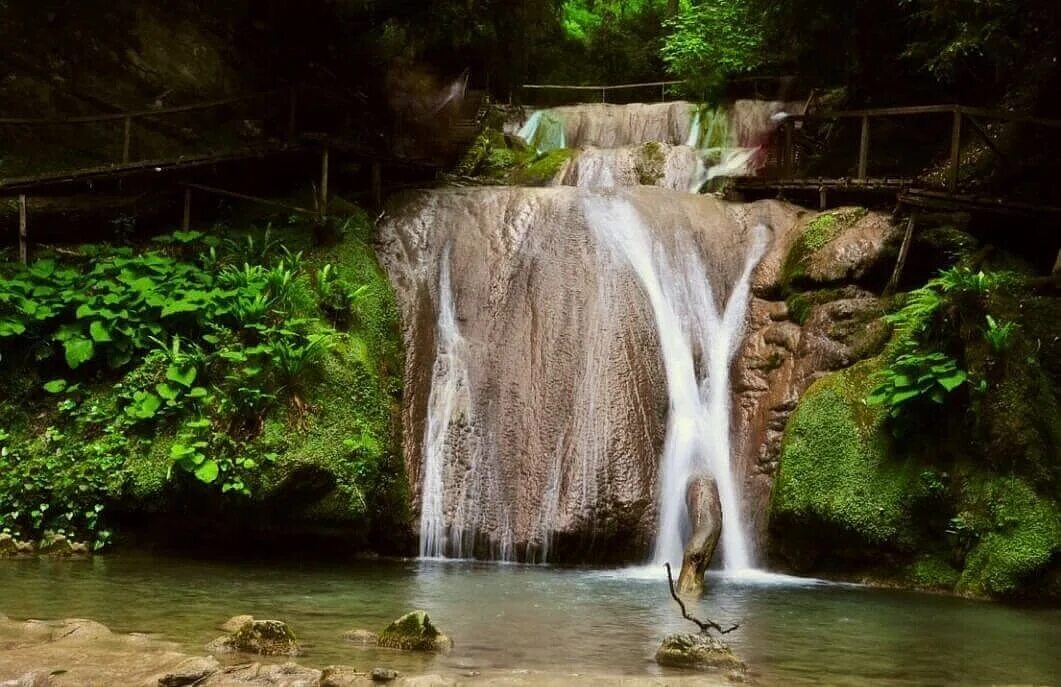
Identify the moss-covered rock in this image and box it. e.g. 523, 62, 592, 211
376, 611, 452, 652
771, 358, 921, 551
210, 618, 302, 656
780, 207, 895, 293
954, 475, 1061, 597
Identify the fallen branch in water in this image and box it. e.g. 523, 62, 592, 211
664, 562, 740, 636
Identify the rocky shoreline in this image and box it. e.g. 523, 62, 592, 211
0, 615, 735, 687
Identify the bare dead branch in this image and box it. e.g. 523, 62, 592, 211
664, 563, 741, 636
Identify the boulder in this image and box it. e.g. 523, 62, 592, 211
342, 628, 379, 645
371, 668, 399, 682
0, 533, 33, 559
802, 211, 897, 286
655, 633, 745, 672
676, 476, 722, 596
208, 619, 301, 656
376, 611, 451, 652
157, 656, 220, 686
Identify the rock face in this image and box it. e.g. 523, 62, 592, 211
376, 611, 451, 653
207, 618, 301, 657
655, 633, 745, 672
378, 185, 802, 561
677, 476, 722, 595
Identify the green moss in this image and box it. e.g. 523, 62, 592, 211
510, 148, 574, 186
907, 556, 960, 590
781, 207, 868, 293
955, 475, 1061, 597
772, 358, 921, 546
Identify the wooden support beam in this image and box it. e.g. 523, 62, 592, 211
371, 161, 383, 210
886, 213, 917, 295
819, 186, 827, 210
967, 115, 1006, 160
18, 194, 27, 264
857, 115, 870, 179
182, 187, 192, 231
783, 120, 794, 177
948, 109, 962, 193
183, 183, 317, 215
319, 145, 330, 217
122, 116, 132, 163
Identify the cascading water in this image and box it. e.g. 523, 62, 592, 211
381, 99, 799, 567
583, 195, 768, 570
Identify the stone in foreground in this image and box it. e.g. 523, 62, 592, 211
655, 633, 745, 672
157, 656, 220, 686
371, 667, 399, 682
208, 618, 302, 656
376, 611, 452, 652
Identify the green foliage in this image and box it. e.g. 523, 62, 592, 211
661, 0, 763, 96
983, 315, 1016, 353
0, 214, 406, 546
867, 341, 967, 422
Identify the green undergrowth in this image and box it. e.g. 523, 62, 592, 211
772, 262, 1060, 599
0, 210, 407, 549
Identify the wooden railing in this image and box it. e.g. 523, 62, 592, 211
773, 104, 1061, 193
519, 80, 686, 105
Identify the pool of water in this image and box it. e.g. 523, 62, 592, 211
2, 555, 1058, 685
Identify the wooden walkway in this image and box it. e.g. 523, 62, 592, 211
732, 103, 1061, 217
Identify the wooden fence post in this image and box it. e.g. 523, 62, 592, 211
319, 145, 329, 217
18, 194, 28, 264
783, 119, 794, 177
948, 108, 962, 193
122, 116, 132, 163
182, 187, 192, 232
857, 115, 870, 179
288, 88, 298, 142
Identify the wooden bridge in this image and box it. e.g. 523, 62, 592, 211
1, 86, 480, 262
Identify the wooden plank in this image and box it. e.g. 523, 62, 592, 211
967, 116, 1006, 160
857, 115, 870, 179
885, 213, 916, 295
948, 109, 962, 193
0, 143, 297, 191
788, 104, 956, 121
183, 183, 317, 215
371, 161, 382, 209
18, 194, 27, 264
287, 88, 298, 142
958, 106, 1061, 129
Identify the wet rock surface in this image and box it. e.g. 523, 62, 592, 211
655, 633, 745, 672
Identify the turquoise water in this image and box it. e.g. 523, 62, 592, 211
1, 555, 1058, 685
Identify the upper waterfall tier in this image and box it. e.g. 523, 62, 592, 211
552, 143, 706, 191
378, 185, 803, 562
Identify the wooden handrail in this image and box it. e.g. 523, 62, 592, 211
0, 89, 284, 126
521, 80, 684, 91
786, 104, 1061, 129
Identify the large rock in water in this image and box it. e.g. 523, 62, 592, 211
655, 633, 745, 672
376, 611, 452, 652
378, 185, 803, 561
677, 476, 722, 595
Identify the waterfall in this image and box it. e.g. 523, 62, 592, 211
383, 100, 800, 566
583, 194, 767, 570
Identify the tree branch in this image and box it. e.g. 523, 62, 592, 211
664, 563, 740, 635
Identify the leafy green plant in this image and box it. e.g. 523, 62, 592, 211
984, 315, 1017, 353
867, 341, 967, 419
